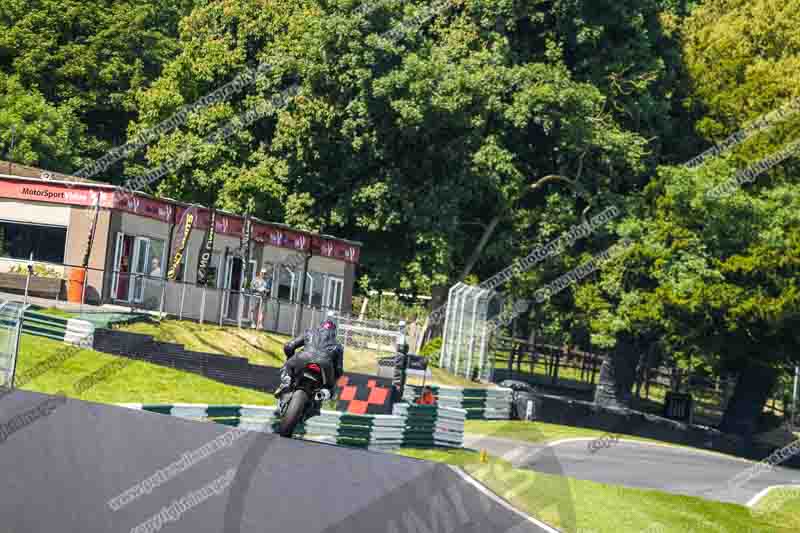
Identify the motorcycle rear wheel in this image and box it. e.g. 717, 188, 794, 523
278, 389, 309, 437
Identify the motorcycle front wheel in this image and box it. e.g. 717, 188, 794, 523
278, 389, 309, 438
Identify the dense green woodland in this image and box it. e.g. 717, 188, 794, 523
1, 0, 799, 435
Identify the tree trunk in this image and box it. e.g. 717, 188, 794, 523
594, 336, 639, 408
422, 285, 450, 344
456, 215, 502, 284
720, 361, 778, 437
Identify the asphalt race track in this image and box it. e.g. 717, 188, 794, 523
463, 434, 800, 505
0, 390, 557, 533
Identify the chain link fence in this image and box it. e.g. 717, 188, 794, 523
331, 314, 404, 352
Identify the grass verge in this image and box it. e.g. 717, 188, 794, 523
15, 333, 274, 405
397, 448, 797, 532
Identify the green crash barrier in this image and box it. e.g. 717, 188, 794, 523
117, 402, 468, 451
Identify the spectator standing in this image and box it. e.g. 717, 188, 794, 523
150, 257, 162, 278
251, 267, 271, 329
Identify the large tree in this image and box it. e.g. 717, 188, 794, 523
129, 0, 679, 311
0, 0, 190, 173
574, 153, 800, 432
0, 74, 82, 169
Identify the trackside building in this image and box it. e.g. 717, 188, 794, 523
0, 161, 361, 326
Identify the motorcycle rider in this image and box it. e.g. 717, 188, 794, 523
274, 315, 344, 416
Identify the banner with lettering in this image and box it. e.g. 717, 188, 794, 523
241, 215, 253, 288
167, 206, 196, 281
0, 178, 114, 208
113, 192, 172, 222
196, 209, 217, 286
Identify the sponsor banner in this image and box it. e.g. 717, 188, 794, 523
311, 236, 359, 263
196, 210, 217, 286
252, 222, 272, 244
172, 206, 208, 230
312, 236, 334, 257
333, 241, 360, 264
264, 227, 310, 251
215, 213, 244, 236
0, 178, 114, 208
112, 192, 173, 222
167, 206, 196, 281
241, 215, 253, 285
175, 207, 243, 236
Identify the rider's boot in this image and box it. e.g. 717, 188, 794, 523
273, 368, 291, 398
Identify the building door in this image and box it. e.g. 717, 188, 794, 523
224, 256, 244, 319
130, 237, 150, 303
112, 233, 135, 302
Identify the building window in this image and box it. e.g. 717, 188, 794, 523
205, 254, 221, 288
277, 265, 296, 301
323, 275, 344, 310
309, 272, 323, 306
0, 221, 67, 263
149, 239, 166, 279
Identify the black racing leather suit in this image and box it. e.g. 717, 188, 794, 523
281, 325, 344, 395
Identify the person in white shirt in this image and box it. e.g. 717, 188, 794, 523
250, 268, 270, 329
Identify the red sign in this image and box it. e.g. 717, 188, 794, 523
291, 231, 309, 251
313, 236, 335, 257
311, 235, 360, 263
337, 241, 360, 264
214, 214, 243, 236
113, 192, 173, 222
252, 222, 271, 244
0, 178, 114, 208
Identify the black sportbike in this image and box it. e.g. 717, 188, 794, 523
276, 362, 331, 437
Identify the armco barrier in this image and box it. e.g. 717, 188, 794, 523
117, 404, 406, 452
392, 403, 466, 448
20, 310, 95, 347
403, 384, 513, 420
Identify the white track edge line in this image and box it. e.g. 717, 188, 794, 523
447, 465, 562, 533
746, 484, 800, 507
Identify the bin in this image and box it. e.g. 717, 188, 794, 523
663, 391, 693, 422
67, 268, 86, 303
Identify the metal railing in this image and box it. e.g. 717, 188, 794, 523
0, 261, 345, 337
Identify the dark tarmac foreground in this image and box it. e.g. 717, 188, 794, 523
0, 390, 559, 533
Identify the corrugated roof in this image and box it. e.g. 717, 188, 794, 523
0, 160, 106, 185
